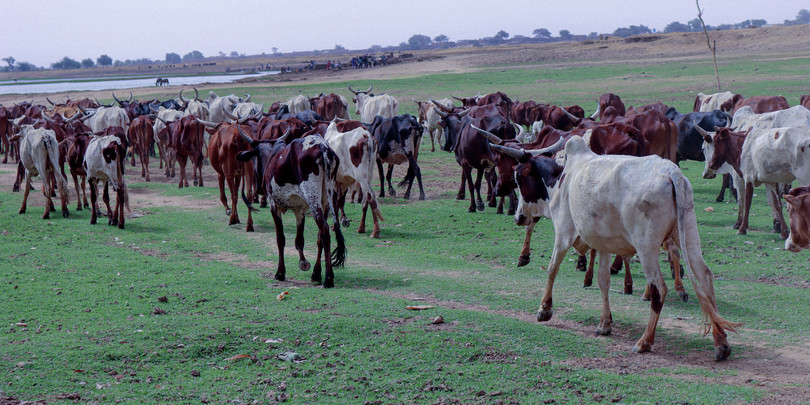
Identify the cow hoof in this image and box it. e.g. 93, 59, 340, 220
419, 194, 425, 201
496, 208, 504, 214
610, 265, 621, 275
736, 229, 747, 235
260, 201, 268, 208
732, 223, 741, 230
18, 208, 25, 214
624, 287, 633, 295
388, 189, 396, 197
715, 344, 732, 362
641, 294, 651, 301
488, 200, 497, 208
62, 209, 69, 218
456, 194, 465, 200
632, 342, 652, 354
299, 260, 311, 272
90, 219, 97, 225
83, 203, 89, 209
76, 206, 82, 211
678, 291, 689, 302
275, 273, 286, 281
229, 218, 239, 225
715, 196, 724, 203
476, 202, 485, 211
193, 179, 198, 186
517, 255, 530, 267
225, 209, 231, 216
341, 218, 351, 228
146, 178, 151, 182
468, 206, 476, 213
323, 279, 334, 288
507, 209, 515, 215
118, 223, 125, 230
595, 325, 612, 336
12, 186, 19, 192
583, 280, 592, 288
780, 231, 789, 240
245, 225, 254, 232
370, 231, 380, 239
42, 214, 50, 220
537, 309, 553, 322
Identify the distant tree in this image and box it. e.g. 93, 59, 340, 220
165, 52, 181, 64
533, 28, 551, 39
271, 47, 278, 55
688, 18, 703, 32
559, 30, 571, 40
495, 30, 509, 40
664, 21, 691, 33
16, 62, 36, 72
797, 9, 810, 23
407, 34, 432, 50
612, 25, 651, 37
81, 58, 94, 68
750, 19, 767, 27
588, 32, 599, 39
51, 56, 81, 70
434, 34, 449, 45
2, 56, 15, 72
334, 44, 346, 51
370, 44, 383, 51
182, 50, 204, 62
96, 54, 112, 66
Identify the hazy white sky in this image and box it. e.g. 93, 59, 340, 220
2, 0, 807, 67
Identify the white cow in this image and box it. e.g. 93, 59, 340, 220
324, 121, 384, 238
517, 136, 737, 360
83, 135, 129, 228
81, 105, 130, 134
694, 91, 736, 112
11, 125, 69, 219
208, 92, 242, 123
284, 95, 311, 114
418, 97, 454, 152
348, 85, 398, 123
232, 102, 264, 120
732, 105, 810, 131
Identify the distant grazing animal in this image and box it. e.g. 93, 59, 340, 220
155, 77, 169, 86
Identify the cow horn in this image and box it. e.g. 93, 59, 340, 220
590, 103, 601, 120
127, 91, 133, 103
157, 117, 170, 126
457, 107, 472, 118
66, 111, 81, 121
366, 85, 373, 93
513, 123, 527, 141
430, 98, 453, 113
347, 85, 358, 95
77, 104, 87, 115
411, 97, 421, 106
193, 87, 200, 101
237, 124, 254, 144
80, 111, 95, 122
238, 114, 250, 124
46, 96, 55, 106
471, 125, 503, 145
452, 95, 464, 101
490, 143, 528, 161
224, 108, 238, 121
195, 118, 219, 128
528, 138, 565, 156
276, 128, 292, 143
112, 92, 123, 105
244, 94, 252, 102
178, 89, 187, 104
563, 107, 579, 121
434, 107, 448, 119
695, 125, 713, 143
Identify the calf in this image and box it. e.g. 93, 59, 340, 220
236, 133, 346, 288
368, 114, 426, 200
83, 135, 129, 228
521, 136, 738, 360
324, 122, 384, 238
12, 125, 70, 219
784, 186, 810, 252
63, 133, 92, 211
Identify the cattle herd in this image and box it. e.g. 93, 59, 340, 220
3, 87, 810, 361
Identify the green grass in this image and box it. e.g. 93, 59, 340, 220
4, 51, 810, 403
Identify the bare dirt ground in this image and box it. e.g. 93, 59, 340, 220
3, 24, 810, 403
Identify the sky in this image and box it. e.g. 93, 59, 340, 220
1, 0, 807, 67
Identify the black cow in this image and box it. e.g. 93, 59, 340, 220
367, 114, 425, 200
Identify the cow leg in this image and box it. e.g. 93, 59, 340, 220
13, 161, 24, 192
49, 172, 57, 198
228, 175, 242, 225
583, 250, 595, 288
487, 171, 497, 208
217, 173, 230, 214
376, 159, 386, 199
177, 155, 188, 188
116, 187, 125, 229
737, 182, 754, 235
411, 159, 426, 201
315, 210, 334, 288
622, 256, 633, 295
369, 193, 382, 238
339, 188, 351, 228
141, 146, 151, 181
462, 166, 476, 212
609, 255, 623, 275
81, 176, 88, 208
18, 174, 31, 215
456, 170, 467, 200
517, 220, 536, 267
765, 183, 789, 239
294, 212, 311, 273
194, 156, 204, 187
474, 168, 485, 211
496, 196, 505, 214
41, 174, 53, 219
385, 164, 396, 197
595, 251, 614, 336
271, 209, 287, 281
633, 252, 667, 354
664, 238, 687, 302
103, 182, 116, 226
716, 174, 730, 202
89, 180, 98, 225
72, 172, 83, 211
537, 238, 574, 322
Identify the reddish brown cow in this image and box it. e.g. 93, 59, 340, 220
725, 95, 790, 114
63, 133, 92, 210
207, 122, 256, 229
128, 116, 155, 181
258, 117, 310, 141
800, 95, 810, 110
511, 100, 540, 127
593, 93, 626, 120
167, 115, 205, 188
606, 108, 679, 163
312, 93, 349, 120
785, 186, 810, 252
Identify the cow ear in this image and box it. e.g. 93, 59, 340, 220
236, 149, 258, 162
784, 194, 801, 208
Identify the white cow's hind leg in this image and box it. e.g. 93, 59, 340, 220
595, 251, 614, 336
633, 251, 667, 354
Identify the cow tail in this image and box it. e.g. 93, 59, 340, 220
366, 134, 384, 221
323, 146, 346, 268
118, 145, 130, 212
44, 135, 69, 205
670, 168, 739, 336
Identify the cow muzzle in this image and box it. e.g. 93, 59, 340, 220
516, 214, 529, 227
702, 168, 717, 180
785, 233, 805, 253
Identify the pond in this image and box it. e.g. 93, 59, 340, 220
0, 71, 279, 95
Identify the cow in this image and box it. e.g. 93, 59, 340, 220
155, 77, 169, 86
207, 92, 242, 123
604, 108, 678, 163
727, 95, 790, 114
348, 85, 399, 123
285, 95, 311, 114
83, 135, 129, 228
702, 125, 810, 239
205, 121, 256, 228
153, 107, 185, 176
78, 104, 130, 135
236, 132, 347, 288
312, 93, 350, 121
62, 132, 92, 211
163, 115, 205, 188
324, 121, 384, 238
414, 97, 454, 152
511, 100, 541, 128
179, 88, 210, 121
10, 125, 70, 219
368, 114, 425, 201
128, 115, 155, 181
784, 186, 810, 252
802, 95, 810, 110
693, 91, 737, 112
590, 93, 626, 120
517, 135, 738, 360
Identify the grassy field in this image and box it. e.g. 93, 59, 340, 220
2, 52, 810, 403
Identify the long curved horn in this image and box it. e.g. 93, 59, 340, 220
366, 84, 373, 93
411, 97, 421, 106
80, 111, 95, 122
452, 95, 464, 102
196, 118, 219, 128
513, 123, 527, 141
490, 143, 528, 161
112, 92, 123, 105
237, 124, 254, 144
434, 107, 448, 119
429, 98, 453, 113
77, 104, 87, 115
127, 91, 133, 103
347, 85, 358, 95
457, 107, 472, 118
695, 125, 712, 143
562, 107, 579, 121
224, 108, 238, 121
66, 111, 81, 121
178, 89, 187, 104
244, 94, 252, 102
276, 128, 291, 144
46, 96, 56, 106
193, 87, 200, 101
527, 138, 565, 156
471, 125, 503, 144
589, 101, 601, 120
253, 104, 264, 118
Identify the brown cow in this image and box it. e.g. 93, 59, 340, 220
800, 95, 810, 110
167, 115, 205, 188
206, 121, 256, 229
128, 116, 154, 181
785, 186, 810, 252
725, 94, 790, 114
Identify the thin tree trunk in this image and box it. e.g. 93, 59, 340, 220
696, 0, 721, 90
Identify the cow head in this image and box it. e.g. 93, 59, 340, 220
348, 85, 373, 115
785, 186, 810, 252
700, 126, 744, 179
514, 153, 564, 226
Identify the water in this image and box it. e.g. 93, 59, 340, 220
0, 71, 279, 95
